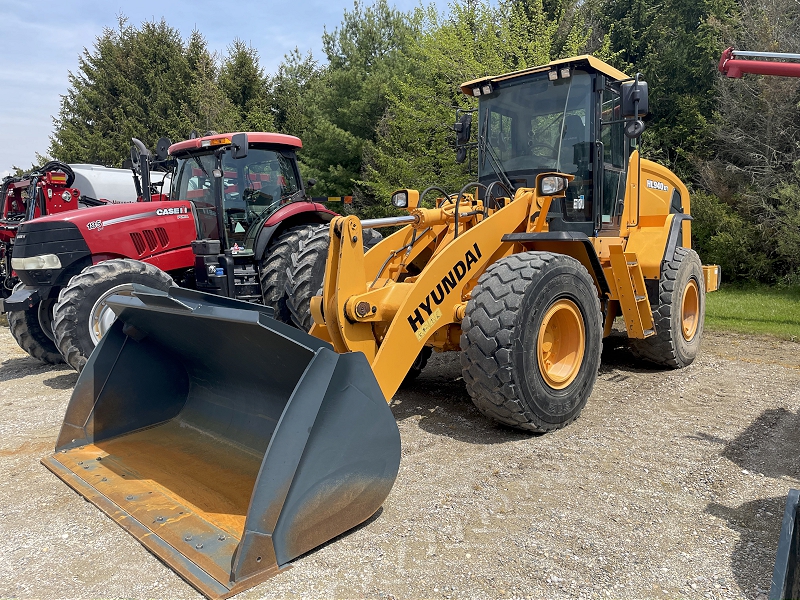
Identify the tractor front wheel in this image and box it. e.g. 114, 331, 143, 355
630, 247, 705, 368
460, 252, 602, 432
53, 259, 175, 372
7, 283, 63, 364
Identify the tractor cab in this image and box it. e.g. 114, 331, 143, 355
166, 132, 335, 302
169, 132, 306, 256
458, 56, 648, 237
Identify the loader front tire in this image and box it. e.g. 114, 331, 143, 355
7, 283, 63, 364
53, 259, 174, 372
630, 247, 705, 368
460, 252, 602, 432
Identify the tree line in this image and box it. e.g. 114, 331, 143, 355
48, 0, 800, 284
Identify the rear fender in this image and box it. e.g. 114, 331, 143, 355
254, 203, 336, 259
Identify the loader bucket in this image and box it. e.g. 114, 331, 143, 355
771, 489, 800, 600
41, 286, 400, 599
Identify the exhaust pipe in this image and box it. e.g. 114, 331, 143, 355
42, 286, 400, 599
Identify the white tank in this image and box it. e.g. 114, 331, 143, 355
69, 164, 170, 204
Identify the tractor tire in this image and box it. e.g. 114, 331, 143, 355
285, 225, 329, 331
403, 346, 433, 385
53, 259, 174, 372
7, 283, 63, 364
460, 251, 602, 432
285, 225, 383, 331
630, 247, 705, 368
259, 226, 316, 325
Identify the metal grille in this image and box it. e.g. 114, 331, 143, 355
130, 232, 146, 255
143, 229, 158, 252
155, 227, 169, 247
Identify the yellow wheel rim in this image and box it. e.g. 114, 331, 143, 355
536, 299, 585, 390
681, 279, 700, 341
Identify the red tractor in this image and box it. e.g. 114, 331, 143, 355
0, 162, 97, 298
5, 132, 351, 371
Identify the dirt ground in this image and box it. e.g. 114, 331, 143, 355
0, 324, 798, 600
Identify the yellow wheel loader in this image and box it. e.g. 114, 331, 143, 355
41, 55, 719, 598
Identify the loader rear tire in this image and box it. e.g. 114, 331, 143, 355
630, 247, 705, 368
460, 252, 602, 432
286, 225, 383, 331
7, 283, 63, 364
53, 259, 174, 372
403, 346, 433, 385
259, 226, 316, 325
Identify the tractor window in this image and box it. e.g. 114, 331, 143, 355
172, 152, 218, 239
173, 147, 301, 248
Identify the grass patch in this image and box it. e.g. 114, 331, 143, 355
705, 283, 800, 340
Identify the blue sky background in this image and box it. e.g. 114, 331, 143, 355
0, 0, 442, 176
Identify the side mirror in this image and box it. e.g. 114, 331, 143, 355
454, 113, 472, 145
455, 147, 467, 164
231, 133, 249, 159
155, 137, 172, 161
306, 178, 317, 188
624, 119, 646, 138
621, 79, 649, 117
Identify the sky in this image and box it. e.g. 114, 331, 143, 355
0, 0, 442, 176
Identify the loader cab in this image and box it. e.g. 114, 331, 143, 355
170, 134, 304, 254
467, 58, 641, 236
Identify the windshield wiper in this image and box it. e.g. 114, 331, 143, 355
480, 109, 515, 193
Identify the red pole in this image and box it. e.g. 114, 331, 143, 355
719, 46, 800, 78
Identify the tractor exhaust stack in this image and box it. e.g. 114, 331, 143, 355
41, 286, 400, 599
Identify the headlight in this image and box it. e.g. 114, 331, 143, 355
11, 254, 62, 270
391, 191, 409, 208
539, 176, 569, 195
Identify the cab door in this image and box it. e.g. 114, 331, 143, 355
597, 85, 630, 234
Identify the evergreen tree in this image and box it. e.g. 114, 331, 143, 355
362, 0, 597, 214
297, 0, 414, 197
218, 40, 273, 132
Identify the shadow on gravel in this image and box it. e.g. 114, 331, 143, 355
694, 408, 800, 481
706, 497, 785, 596
391, 353, 538, 445
43, 371, 79, 390
0, 357, 70, 383
598, 333, 665, 375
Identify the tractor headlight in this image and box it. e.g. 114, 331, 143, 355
391, 191, 409, 208
11, 254, 62, 270
539, 176, 569, 195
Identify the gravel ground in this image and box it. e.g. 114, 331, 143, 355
0, 324, 798, 599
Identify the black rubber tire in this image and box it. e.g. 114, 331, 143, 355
285, 225, 383, 331
53, 259, 174, 372
403, 346, 433, 385
630, 247, 705, 368
460, 251, 602, 432
7, 283, 63, 364
259, 226, 316, 325
285, 225, 329, 331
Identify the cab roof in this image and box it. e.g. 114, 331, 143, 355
460, 55, 629, 96
169, 132, 302, 156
